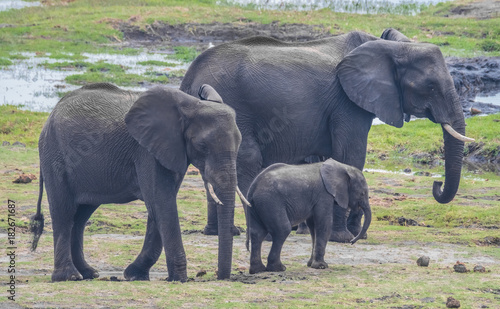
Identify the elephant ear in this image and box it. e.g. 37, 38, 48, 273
320, 159, 351, 210
125, 87, 188, 174
337, 40, 404, 128
198, 84, 223, 103
381, 28, 411, 42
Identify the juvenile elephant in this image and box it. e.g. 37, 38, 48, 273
247, 159, 371, 274
30, 83, 242, 281
180, 28, 473, 242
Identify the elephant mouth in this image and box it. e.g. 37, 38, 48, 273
206, 182, 250, 207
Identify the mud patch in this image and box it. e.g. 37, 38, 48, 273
448, 0, 500, 19
447, 57, 500, 117
117, 20, 334, 47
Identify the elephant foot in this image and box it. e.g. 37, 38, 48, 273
310, 260, 328, 269
78, 267, 99, 280
51, 266, 83, 282
329, 229, 355, 243
295, 222, 310, 235
249, 262, 266, 274
166, 272, 188, 282
203, 224, 241, 236
124, 263, 150, 281
266, 262, 286, 272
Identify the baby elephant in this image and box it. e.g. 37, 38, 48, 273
247, 158, 371, 274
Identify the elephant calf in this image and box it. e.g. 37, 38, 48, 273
246, 159, 371, 274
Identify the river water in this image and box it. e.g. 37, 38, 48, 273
217, 0, 453, 14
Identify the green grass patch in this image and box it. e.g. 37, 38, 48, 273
366, 114, 500, 176
137, 60, 178, 67
0, 105, 48, 147
169, 46, 199, 63
0, 58, 13, 66
40, 61, 89, 70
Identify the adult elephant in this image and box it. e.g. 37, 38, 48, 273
180, 29, 473, 242
30, 82, 242, 281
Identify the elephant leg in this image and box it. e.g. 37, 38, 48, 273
124, 215, 163, 281
329, 202, 354, 243
248, 214, 267, 274
265, 221, 291, 272
71, 204, 100, 279
137, 161, 187, 282
48, 194, 82, 282
306, 217, 315, 267
295, 221, 310, 234
309, 211, 331, 269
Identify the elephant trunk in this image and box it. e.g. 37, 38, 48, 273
350, 201, 371, 245
433, 120, 466, 204
207, 159, 237, 280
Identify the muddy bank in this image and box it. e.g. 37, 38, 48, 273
117, 20, 333, 47
448, 0, 500, 19
447, 56, 500, 117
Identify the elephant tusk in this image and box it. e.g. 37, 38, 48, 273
207, 183, 223, 206
236, 186, 251, 207
443, 124, 475, 142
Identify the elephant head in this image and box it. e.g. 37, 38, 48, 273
125, 85, 241, 279
337, 34, 473, 204
320, 159, 372, 244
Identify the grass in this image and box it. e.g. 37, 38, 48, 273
366, 114, 500, 172
136, 60, 178, 66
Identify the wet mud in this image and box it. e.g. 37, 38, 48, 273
117, 20, 333, 47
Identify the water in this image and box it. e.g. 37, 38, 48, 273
218, 0, 452, 14
0, 52, 187, 112
0, 0, 40, 12
475, 92, 500, 106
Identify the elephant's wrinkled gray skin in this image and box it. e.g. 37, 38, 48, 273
180, 29, 471, 242
30, 83, 241, 282
246, 159, 371, 274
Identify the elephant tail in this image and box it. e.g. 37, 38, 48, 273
245, 197, 255, 252
30, 170, 45, 251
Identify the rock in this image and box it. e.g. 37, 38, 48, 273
12, 141, 26, 147
453, 261, 468, 273
2, 141, 10, 146
13, 173, 37, 184
397, 217, 419, 226
416, 256, 430, 267
470, 107, 482, 115
403, 168, 412, 173
446, 296, 461, 308
473, 265, 486, 272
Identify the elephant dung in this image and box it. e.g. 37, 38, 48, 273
473, 264, 486, 273
446, 297, 461, 308
453, 261, 468, 273
416, 256, 430, 267
13, 173, 37, 184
